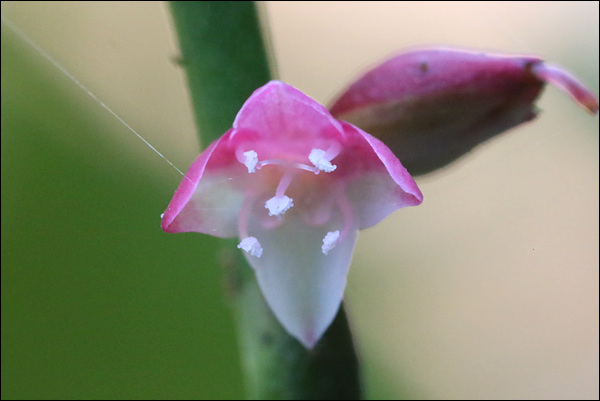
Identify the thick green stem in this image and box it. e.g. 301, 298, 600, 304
235, 254, 362, 399
169, 2, 362, 399
169, 1, 272, 143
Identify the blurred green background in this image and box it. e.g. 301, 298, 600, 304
1, 6, 243, 399
2, 2, 598, 399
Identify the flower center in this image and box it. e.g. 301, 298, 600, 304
235, 144, 350, 258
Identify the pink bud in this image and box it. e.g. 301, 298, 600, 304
329, 48, 598, 175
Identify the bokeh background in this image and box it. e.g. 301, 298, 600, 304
2, 1, 598, 399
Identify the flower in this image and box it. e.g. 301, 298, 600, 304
162, 81, 422, 348
329, 48, 599, 175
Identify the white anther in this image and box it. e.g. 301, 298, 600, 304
309, 148, 337, 173
237, 236, 263, 258
321, 230, 340, 255
265, 195, 294, 217
242, 150, 259, 173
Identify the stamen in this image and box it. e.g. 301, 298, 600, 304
264, 170, 296, 217
238, 237, 263, 258
324, 141, 342, 160
275, 171, 295, 198
321, 231, 340, 255
294, 162, 321, 175
336, 188, 354, 241
256, 159, 279, 169
309, 148, 337, 172
319, 187, 354, 254
265, 195, 294, 217
242, 150, 259, 173
251, 158, 321, 175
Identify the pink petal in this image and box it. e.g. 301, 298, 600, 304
161, 128, 264, 237
234, 81, 344, 146
531, 63, 599, 115
340, 122, 423, 228
161, 136, 227, 234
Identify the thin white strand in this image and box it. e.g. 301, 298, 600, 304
1, 13, 188, 179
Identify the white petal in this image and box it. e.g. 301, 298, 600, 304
243, 211, 358, 349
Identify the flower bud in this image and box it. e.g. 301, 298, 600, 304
329, 48, 598, 175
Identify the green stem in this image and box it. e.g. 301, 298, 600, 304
168, 2, 362, 399
169, 1, 272, 144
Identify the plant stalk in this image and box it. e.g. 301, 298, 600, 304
169, 2, 362, 398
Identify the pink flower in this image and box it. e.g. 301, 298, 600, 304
329, 48, 599, 175
162, 81, 422, 348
